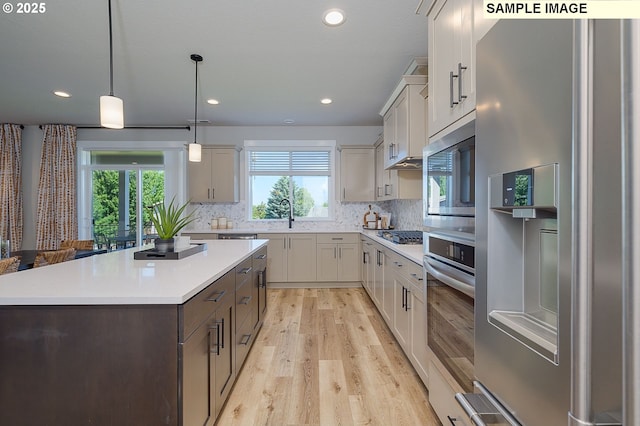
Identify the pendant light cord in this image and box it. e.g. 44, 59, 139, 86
194, 57, 198, 144
107, 0, 114, 96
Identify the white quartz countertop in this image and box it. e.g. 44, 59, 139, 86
0, 240, 268, 306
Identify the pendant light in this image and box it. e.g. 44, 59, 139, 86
100, 0, 124, 129
188, 54, 203, 162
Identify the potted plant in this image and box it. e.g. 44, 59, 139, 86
149, 197, 196, 252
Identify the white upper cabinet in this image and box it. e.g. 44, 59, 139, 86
428, 0, 476, 138
425, 0, 498, 138
339, 147, 375, 202
380, 75, 428, 169
188, 147, 240, 203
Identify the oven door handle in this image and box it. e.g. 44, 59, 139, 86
424, 257, 475, 298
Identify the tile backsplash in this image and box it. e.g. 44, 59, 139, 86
187, 199, 422, 231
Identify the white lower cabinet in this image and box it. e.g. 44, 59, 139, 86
258, 233, 317, 283
361, 235, 429, 389
429, 356, 471, 426
316, 234, 361, 283
361, 237, 375, 296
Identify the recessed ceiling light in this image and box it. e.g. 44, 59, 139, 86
207, 99, 219, 105
321, 98, 333, 105
283, 119, 295, 124
53, 90, 71, 98
323, 9, 345, 26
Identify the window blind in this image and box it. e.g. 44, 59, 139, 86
249, 150, 331, 175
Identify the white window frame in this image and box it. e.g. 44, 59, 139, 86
244, 140, 336, 222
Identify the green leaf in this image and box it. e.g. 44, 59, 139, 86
149, 196, 196, 239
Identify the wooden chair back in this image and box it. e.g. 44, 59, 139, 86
34, 248, 76, 268
0, 257, 20, 275
60, 240, 94, 250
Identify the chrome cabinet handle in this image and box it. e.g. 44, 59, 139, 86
209, 319, 224, 355
334, 247, 337, 258
208, 188, 210, 199
212, 188, 215, 199
458, 62, 468, 102
240, 334, 251, 346
255, 254, 267, 259
240, 295, 252, 305
206, 289, 226, 303
239, 267, 252, 275
450, 71, 458, 107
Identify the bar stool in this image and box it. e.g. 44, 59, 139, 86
33, 248, 76, 268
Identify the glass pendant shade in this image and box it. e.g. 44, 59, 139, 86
188, 142, 202, 162
100, 95, 124, 129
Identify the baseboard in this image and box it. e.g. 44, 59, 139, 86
268, 281, 362, 289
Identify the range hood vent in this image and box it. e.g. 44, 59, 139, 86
387, 157, 422, 170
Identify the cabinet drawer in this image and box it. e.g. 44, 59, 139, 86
253, 247, 267, 270
316, 233, 360, 244
389, 254, 424, 292
236, 313, 255, 368
180, 270, 235, 341
429, 360, 470, 426
236, 257, 252, 286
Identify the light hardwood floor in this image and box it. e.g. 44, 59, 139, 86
217, 288, 441, 426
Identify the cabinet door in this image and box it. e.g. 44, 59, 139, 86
459, 0, 475, 116
383, 109, 395, 169
382, 254, 395, 323
428, 0, 461, 137
181, 314, 216, 426
361, 240, 372, 293
337, 243, 360, 282
214, 300, 235, 418
287, 234, 317, 282
340, 148, 375, 202
410, 289, 429, 384
317, 243, 338, 281
393, 87, 410, 163
210, 149, 239, 202
393, 279, 411, 350
373, 248, 385, 308
259, 234, 287, 283
188, 149, 213, 202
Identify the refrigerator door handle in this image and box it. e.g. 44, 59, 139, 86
454, 381, 521, 426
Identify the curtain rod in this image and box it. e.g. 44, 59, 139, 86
38, 125, 191, 130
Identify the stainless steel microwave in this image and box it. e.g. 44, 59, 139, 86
423, 120, 475, 237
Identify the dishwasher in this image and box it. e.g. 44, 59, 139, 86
218, 233, 258, 240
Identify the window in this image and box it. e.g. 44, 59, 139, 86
246, 141, 334, 221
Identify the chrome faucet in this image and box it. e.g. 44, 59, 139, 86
280, 198, 294, 228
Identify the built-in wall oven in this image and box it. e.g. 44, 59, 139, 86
423, 232, 475, 393
423, 120, 475, 236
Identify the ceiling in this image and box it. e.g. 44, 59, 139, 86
0, 1, 428, 128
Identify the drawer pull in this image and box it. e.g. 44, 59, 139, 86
239, 267, 252, 275
240, 334, 251, 345
410, 273, 424, 281
239, 296, 252, 305
447, 416, 458, 425
206, 290, 226, 303
331, 237, 343, 240
209, 319, 224, 355
255, 254, 267, 259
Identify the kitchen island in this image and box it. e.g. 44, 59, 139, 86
0, 239, 268, 426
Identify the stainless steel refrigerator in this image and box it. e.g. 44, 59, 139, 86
457, 19, 640, 426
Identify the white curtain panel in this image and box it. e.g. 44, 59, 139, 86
36, 124, 78, 250
0, 124, 23, 250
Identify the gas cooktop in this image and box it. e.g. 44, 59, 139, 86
377, 230, 423, 245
